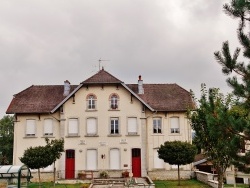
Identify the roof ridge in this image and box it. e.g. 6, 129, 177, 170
81, 69, 123, 84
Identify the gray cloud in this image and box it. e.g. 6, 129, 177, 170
0, 0, 239, 117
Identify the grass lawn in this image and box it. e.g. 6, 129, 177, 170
154, 180, 250, 188
20, 180, 250, 188
153, 179, 212, 188
224, 184, 250, 188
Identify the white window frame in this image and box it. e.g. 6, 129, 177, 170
87, 94, 96, 110
110, 148, 120, 169
86, 149, 97, 170
153, 118, 162, 134
110, 94, 119, 110
110, 117, 119, 135
127, 117, 138, 135
86, 118, 97, 136
26, 119, 36, 137
68, 118, 79, 136
44, 118, 53, 136
170, 117, 180, 133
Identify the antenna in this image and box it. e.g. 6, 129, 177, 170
98, 58, 110, 70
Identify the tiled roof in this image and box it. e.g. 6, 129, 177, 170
81, 68, 122, 84
6, 85, 77, 114
126, 84, 193, 111
6, 70, 193, 114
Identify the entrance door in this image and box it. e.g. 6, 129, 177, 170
132, 148, 141, 177
65, 149, 75, 179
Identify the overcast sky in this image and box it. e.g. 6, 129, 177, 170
0, 0, 240, 117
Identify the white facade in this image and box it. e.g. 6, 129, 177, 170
8, 70, 193, 180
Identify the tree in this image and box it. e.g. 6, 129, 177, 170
157, 141, 196, 186
188, 85, 244, 188
20, 138, 64, 186
20, 145, 52, 185
214, 0, 250, 173
45, 138, 64, 186
214, 0, 250, 109
0, 115, 14, 164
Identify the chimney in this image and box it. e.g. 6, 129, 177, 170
138, 75, 144, 94
63, 80, 71, 96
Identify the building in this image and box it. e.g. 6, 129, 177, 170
6, 68, 194, 180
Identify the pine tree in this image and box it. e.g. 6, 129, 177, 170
214, 0, 250, 108
214, 0, 250, 173
188, 85, 245, 188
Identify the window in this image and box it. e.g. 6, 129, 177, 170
87, 94, 96, 110
44, 119, 53, 136
171, 165, 178, 169
110, 118, 119, 134
26, 119, 36, 137
86, 118, 97, 135
42, 164, 53, 172
153, 118, 162, 134
170, 117, 180, 133
128, 117, 137, 135
110, 148, 120, 169
86, 149, 97, 170
68, 118, 79, 136
154, 149, 165, 168
110, 94, 119, 110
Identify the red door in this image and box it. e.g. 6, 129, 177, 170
132, 148, 141, 177
65, 149, 75, 179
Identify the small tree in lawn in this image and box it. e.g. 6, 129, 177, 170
158, 141, 196, 186
20, 145, 52, 185
20, 138, 64, 186
45, 138, 64, 186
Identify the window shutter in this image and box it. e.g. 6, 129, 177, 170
87, 149, 97, 170
87, 118, 97, 135
128, 118, 137, 134
26, 120, 35, 136
110, 148, 120, 169
69, 118, 78, 136
153, 149, 165, 168
170, 117, 179, 129
44, 119, 53, 136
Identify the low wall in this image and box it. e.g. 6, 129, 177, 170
195, 171, 220, 188
148, 169, 192, 180
31, 172, 54, 182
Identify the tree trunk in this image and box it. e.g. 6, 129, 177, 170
178, 164, 180, 186
217, 167, 224, 188
53, 162, 56, 187
38, 168, 41, 188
